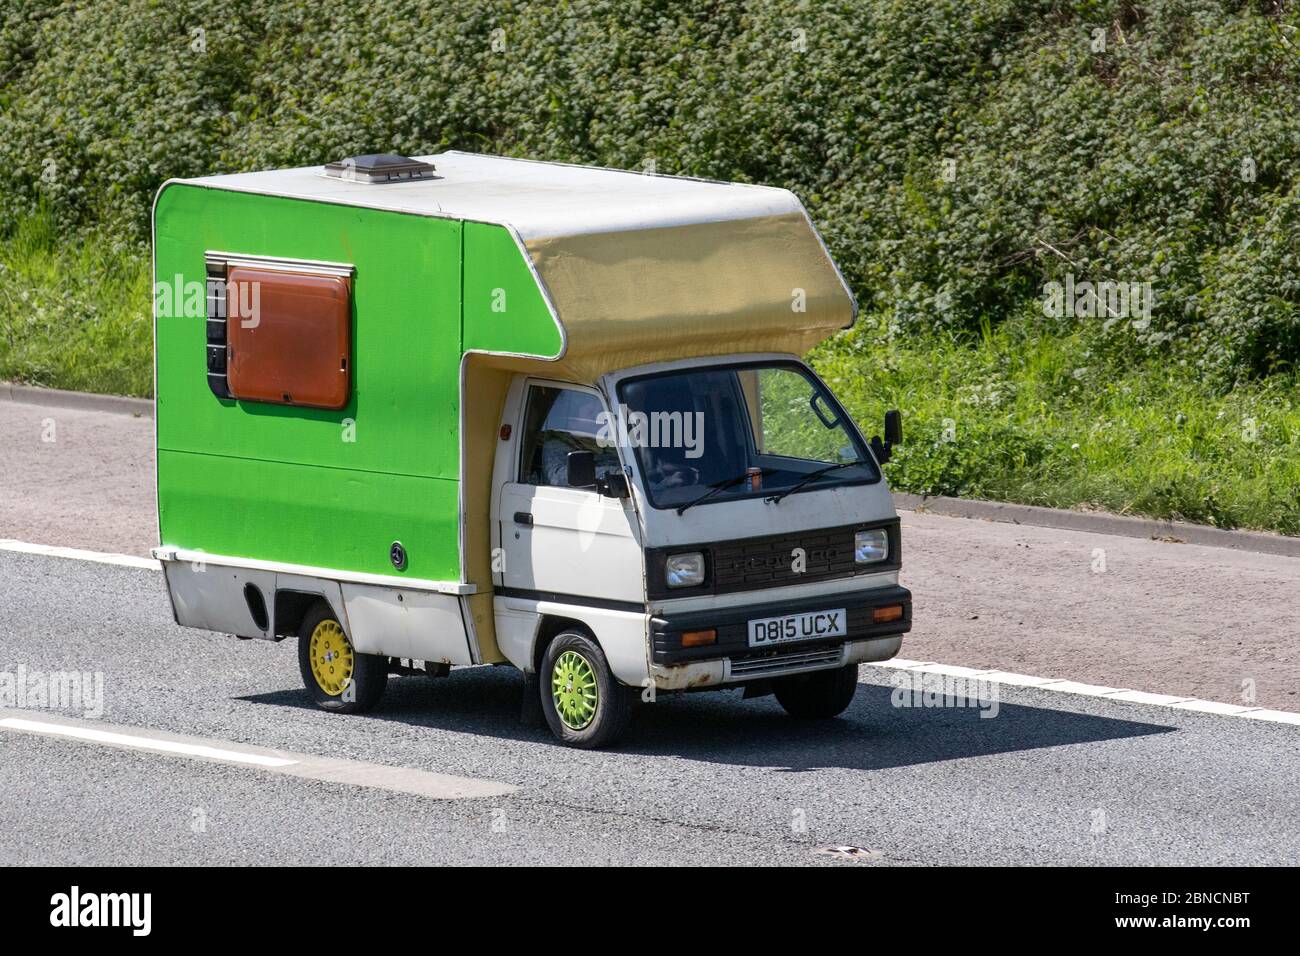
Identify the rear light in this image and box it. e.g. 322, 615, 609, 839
681, 629, 716, 648
872, 605, 904, 624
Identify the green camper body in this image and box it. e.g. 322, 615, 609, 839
153, 184, 560, 583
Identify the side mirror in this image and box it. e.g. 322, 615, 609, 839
884, 409, 902, 447
872, 409, 902, 465
598, 473, 631, 499
566, 450, 596, 488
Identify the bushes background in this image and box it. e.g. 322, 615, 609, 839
4, 0, 1300, 378
3, 0, 1300, 529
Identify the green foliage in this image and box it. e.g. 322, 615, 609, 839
3, 0, 1299, 378
0, 209, 151, 395
757, 366, 863, 463
3, 0, 1300, 528
817, 316, 1300, 534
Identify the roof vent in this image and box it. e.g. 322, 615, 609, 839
323, 153, 437, 184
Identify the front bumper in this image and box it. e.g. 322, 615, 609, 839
649, 584, 911, 671
648, 636, 904, 690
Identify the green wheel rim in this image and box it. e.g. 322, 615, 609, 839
551, 650, 599, 730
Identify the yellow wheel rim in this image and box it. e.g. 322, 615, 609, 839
308, 619, 354, 697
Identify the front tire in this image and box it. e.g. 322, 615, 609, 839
540, 631, 633, 749
297, 602, 387, 714
773, 663, 860, 719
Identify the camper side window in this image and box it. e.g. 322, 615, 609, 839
518, 385, 620, 487
220, 265, 353, 410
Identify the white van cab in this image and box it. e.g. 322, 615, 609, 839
492, 355, 908, 746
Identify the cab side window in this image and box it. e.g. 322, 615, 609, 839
518, 385, 621, 487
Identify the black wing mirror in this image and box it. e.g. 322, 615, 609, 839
872, 409, 903, 464
566, 450, 596, 488
885, 409, 902, 446
568, 450, 629, 497
598, 472, 630, 499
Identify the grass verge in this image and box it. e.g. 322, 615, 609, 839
3, 213, 1299, 536
816, 318, 1300, 535
0, 211, 152, 397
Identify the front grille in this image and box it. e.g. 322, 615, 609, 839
728, 645, 844, 677
713, 526, 859, 592
645, 519, 900, 599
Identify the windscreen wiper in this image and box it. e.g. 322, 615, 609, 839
676, 468, 772, 515
764, 460, 864, 504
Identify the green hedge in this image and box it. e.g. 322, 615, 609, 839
2, 0, 1299, 380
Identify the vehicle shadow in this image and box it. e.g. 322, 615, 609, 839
238, 665, 1176, 772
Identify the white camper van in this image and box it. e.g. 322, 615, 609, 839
153, 152, 911, 748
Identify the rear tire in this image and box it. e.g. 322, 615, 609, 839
540, 631, 633, 749
297, 602, 387, 714
773, 663, 859, 719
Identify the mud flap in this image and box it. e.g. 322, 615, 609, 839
520, 673, 545, 725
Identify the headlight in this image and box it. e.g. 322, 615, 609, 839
855, 529, 889, 564
665, 552, 705, 588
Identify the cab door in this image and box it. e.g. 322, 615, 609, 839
494, 380, 643, 603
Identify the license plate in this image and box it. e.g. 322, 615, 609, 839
747, 608, 847, 648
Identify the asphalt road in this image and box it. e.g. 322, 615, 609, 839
1, 549, 1297, 866
5, 396, 1300, 708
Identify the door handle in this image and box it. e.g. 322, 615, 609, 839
514, 512, 533, 526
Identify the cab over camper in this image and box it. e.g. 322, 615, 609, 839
152, 151, 911, 747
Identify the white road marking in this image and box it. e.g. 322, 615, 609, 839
1241, 709, 1300, 726
0, 717, 295, 766
0, 712, 518, 799
2, 537, 1297, 729
871, 659, 1297, 727
910, 663, 986, 679
976, 671, 1067, 688
1105, 689, 1195, 706
0, 538, 159, 570
1168, 699, 1259, 716
1041, 680, 1125, 697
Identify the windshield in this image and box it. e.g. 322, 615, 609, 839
614, 361, 880, 510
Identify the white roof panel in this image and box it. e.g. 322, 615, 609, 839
176, 151, 804, 242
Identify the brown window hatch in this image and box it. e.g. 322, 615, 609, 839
224, 266, 352, 410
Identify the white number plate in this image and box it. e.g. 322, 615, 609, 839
747, 608, 847, 648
